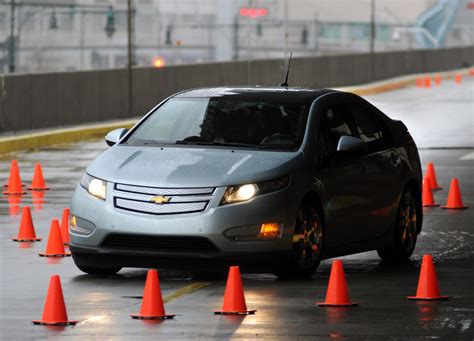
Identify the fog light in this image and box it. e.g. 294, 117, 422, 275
70, 215, 95, 235
258, 223, 282, 240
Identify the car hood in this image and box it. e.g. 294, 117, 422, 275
86, 145, 303, 187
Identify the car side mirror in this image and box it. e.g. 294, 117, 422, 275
105, 128, 128, 146
336, 135, 368, 153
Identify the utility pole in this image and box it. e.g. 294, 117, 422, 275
370, 0, 375, 53
8, 0, 15, 73
127, 0, 133, 117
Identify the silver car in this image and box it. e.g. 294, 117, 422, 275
70, 87, 423, 277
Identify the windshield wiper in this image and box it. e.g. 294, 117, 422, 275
175, 140, 263, 149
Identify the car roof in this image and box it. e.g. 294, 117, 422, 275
173, 87, 338, 104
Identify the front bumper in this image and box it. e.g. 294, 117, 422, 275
70, 183, 299, 270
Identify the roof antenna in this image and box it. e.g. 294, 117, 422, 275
279, 52, 293, 87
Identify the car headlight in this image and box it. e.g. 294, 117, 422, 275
80, 173, 107, 200
221, 175, 289, 205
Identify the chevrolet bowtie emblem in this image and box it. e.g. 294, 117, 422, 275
149, 196, 171, 204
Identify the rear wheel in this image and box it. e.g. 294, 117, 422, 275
377, 187, 419, 263
76, 264, 122, 275
275, 203, 324, 278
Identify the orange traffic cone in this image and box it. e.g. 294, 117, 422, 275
425, 162, 441, 190
39, 219, 71, 257
32, 275, 78, 325
317, 260, 358, 307
422, 177, 439, 207
407, 254, 449, 300
454, 73, 462, 84
215, 266, 256, 315
28, 163, 49, 191
442, 178, 468, 209
3, 160, 26, 195
434, 74, 442, 86
131, 269, 175, 319
424, 76, 431, 88
60, 208, 70, 245
416, 78, 424, 87
470, 68, 474, 76
12, 206, 42, 242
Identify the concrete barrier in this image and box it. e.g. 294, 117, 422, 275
1, 46, 473, 134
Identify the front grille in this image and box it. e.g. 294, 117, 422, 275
101, 234, 220, 253
115, 198, 207, 215
113, 183, 216, 215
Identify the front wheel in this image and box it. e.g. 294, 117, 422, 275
377, 187, 419, 263
275, 203, 324, 278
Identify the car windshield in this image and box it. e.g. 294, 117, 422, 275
125, 97, 310, 150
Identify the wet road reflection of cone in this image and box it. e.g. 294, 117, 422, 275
3, 160, 26, 195
215, 266, 256, 315
39, 219, 71, 257
317, 260, 358, 307
12, 206, 41, 242
422, 177, 439, 207
60, 208, 71, 245
32, 275, 78, 325
425, 162, 441, 190
407, 254, 449, 300
424, 76, 431, 88
28, 163, 49, 191
442, 178, 468, 209
455, 73, 462, 84
131, 269, 175, 319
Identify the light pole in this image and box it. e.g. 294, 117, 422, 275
127, 0, 133, 117
370, 0, 375, 53
8, 0, 15, 73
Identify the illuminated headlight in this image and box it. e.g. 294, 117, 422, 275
221, 176, 289, 205
80, 173, 107, 200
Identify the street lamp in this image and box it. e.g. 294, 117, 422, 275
104, 5, 115, 38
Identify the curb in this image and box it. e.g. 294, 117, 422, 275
0, 68, 472, 155
0, 120, 137, 155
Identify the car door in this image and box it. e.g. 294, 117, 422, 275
347, 103, 402, 241
314, 98, 369, 248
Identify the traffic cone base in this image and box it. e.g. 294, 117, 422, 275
39, 252, 71, 257
214, 309, 256, 315
442, 205, 468, 209
407, 295, 449, 301
130, 313, 175, 320
317, 301, 358, 307
32, 319, 78, 326
13, 237, 42, 242
28, 187, 50, 191
3, 190, 27, 195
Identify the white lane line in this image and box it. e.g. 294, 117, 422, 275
460, 152, 474, 160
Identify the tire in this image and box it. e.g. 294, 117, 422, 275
275, 201, 324, 278
76, 264, 122, 275
377, 187, 419, 263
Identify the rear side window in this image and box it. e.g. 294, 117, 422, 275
349, 105, 392, 153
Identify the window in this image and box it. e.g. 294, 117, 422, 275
349, 105, 391, 153
126, 97, 310, 151
320, 105, 355, 157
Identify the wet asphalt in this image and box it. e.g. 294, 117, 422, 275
0, 79, 473, 340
